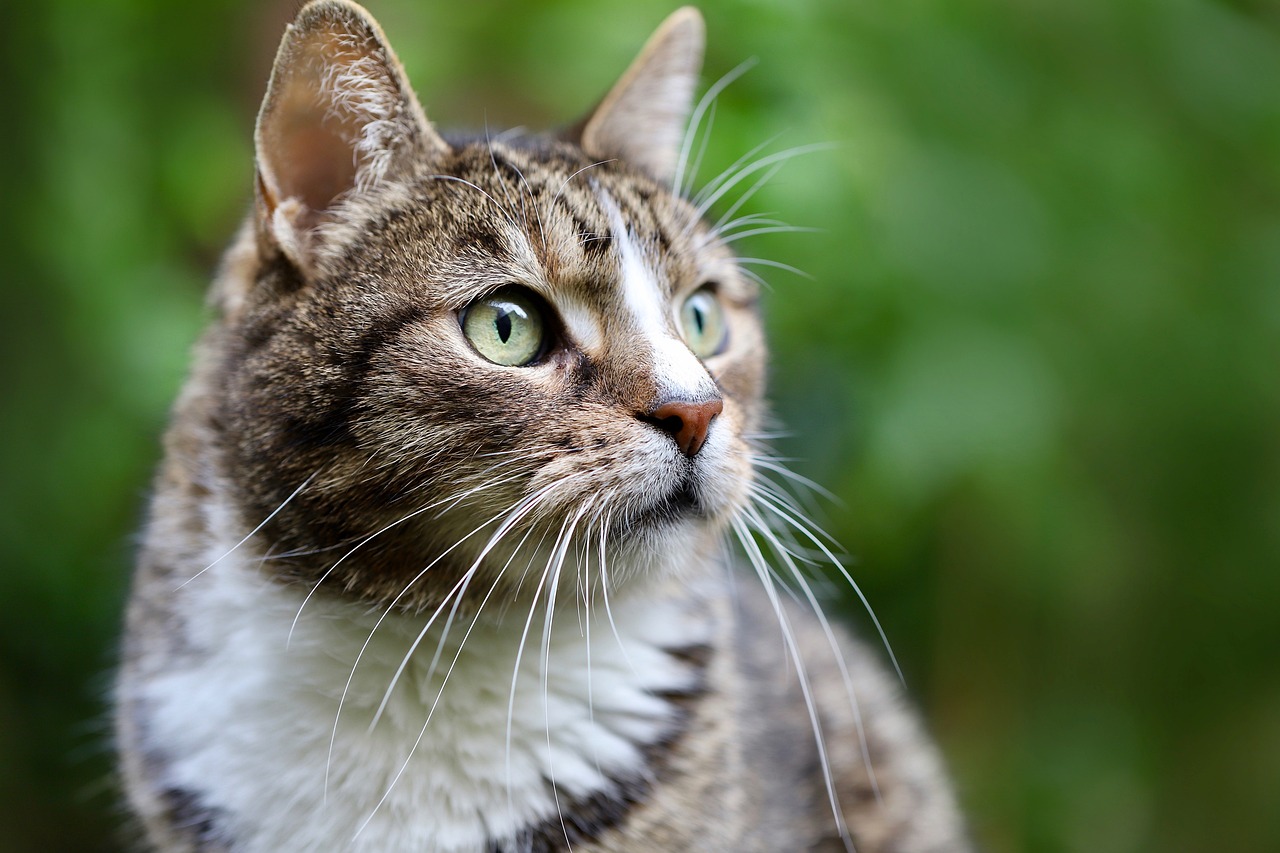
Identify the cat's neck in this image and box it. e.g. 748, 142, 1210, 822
140, 496, 718, 853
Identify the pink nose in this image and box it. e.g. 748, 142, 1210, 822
642, 398, 724, 458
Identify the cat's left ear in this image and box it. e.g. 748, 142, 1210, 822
573, 7, 705, 185
254, 0, 449, 268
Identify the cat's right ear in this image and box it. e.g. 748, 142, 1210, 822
254, 0, 448, 270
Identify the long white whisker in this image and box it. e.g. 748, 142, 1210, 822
713, 212, 787, 235
177, 473, 316, 589
742, 505, 883, 807
691, 133, 783, 211
717, 225, 823, 246
427, 174, 522, 233
744, 430, 795, 442
751, 455, 842, 503
289, 472, 516, 647
323, 495, 533, 799
355, 504, 554, 839
734, 256, 815, 280
748, 487, 903, 685
486, 126, 526, 236
736, 266, 773, 290
352, 548, 518, 843
540, 503, 591, 850
582, 515, 603, 780
361, 474, 592, 836
731, 516, 854, 852
673, 57, 758, 197
546, 159, 616, 232
595, 512, 636, 679
695, 142, 837, 219
750, 479, 829, 544
713, 162, 788, 234
368, 483, 559, 730
506, 157, 547, 254
683, 100, 717, 201
505, 513, 571, 818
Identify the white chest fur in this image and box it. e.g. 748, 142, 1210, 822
143, 546, 711, 852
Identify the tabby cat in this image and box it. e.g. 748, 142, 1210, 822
115, 3, 969, 850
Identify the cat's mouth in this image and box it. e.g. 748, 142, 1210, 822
635, 472, 715, 530
652, 477, 702, 518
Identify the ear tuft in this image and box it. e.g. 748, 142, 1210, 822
576, 7, 705, 185
254, 0, 447, 264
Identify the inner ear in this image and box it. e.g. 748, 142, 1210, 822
254, 1, 448, 258
265, 68, 363, 216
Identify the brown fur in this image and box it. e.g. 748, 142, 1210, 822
117, 3, 969, 850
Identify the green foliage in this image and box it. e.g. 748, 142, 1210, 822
1, 0, 1276, 849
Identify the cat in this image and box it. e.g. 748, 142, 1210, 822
115, 2, 970, 851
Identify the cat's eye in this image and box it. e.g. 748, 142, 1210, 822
461, 285, 549, 367
679, 287, 728, 358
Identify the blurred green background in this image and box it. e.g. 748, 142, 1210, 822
2, 0, 1278, 850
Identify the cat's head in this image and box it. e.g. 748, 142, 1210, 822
212, 1, 766, 609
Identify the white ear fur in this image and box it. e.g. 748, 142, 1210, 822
254, 0, 448, 266
578, 7, 705, 185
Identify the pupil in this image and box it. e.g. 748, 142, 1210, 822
693, 306, 705, 335
495, 309, 512, 343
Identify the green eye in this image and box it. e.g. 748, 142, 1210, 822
461, 286, 548, 366
679, 287, 727, 358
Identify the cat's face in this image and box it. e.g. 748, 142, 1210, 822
212, 2, 763, 609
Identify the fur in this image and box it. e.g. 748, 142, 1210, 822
116, 3, 970, 850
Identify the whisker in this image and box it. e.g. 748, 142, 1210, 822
741, 505, 883, 808
711, 217, 794, 244
355, 504, 555, 839
323, 494, 536, 798
712, 162, 788, 235
749, 477, 831, 543
734, 256, 815, 280
540, 503, 591, 851
673, 57, 758, 197
748, 487, 902, 685
486, 125, 527, 239
595, 510, 637, 678
736, 266, 773, 291
691, 133, 783, 212
506, 157, 548, 255
750, 455, 842, 504
730, 516, 854, 852
176, 472, 317, 589
259, 540, 351, 561
716, 225, 822, 246
427, 174, 523, 234
547, 159, 616, 237
683, 100, 717, 202
744, 429, 795, 442
352, 559, 513, 843
505, 514, 571, 819
368, 482, 560, 730
581, 514, 603, 780
713, 212, 786, 234
288, 472, 516, 647
694, 141, 837, 217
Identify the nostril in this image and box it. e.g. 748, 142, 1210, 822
639, 398, 724, 458
637, 411, 683, 437
648, 413, 685, 436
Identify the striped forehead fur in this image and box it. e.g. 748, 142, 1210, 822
305, 140, 717, 306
